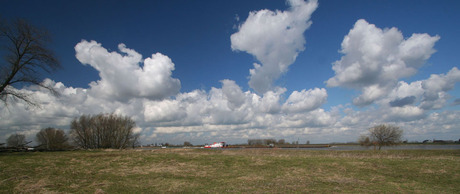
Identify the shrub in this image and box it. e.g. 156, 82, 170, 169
36, 128, 70, 150
70, 113, 139, 149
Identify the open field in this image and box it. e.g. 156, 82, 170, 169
1, 149, 459, 193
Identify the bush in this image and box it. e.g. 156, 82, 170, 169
36, 128, 70, 150
184, 141, 193, 146
70, 113, 139, 149
6, 133, 27, 147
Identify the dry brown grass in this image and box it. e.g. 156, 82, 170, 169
1, 149, 459, 193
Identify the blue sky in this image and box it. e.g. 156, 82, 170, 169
1, 0, 460, 145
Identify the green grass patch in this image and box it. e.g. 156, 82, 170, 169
1, 149, 459, 193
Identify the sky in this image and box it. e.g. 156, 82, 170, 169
1, 0, 460, 145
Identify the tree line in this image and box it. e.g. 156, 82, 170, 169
247, 138, 292, 146
3, 113, 140, 151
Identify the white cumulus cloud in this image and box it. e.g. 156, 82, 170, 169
420, 67, 460, 109
282, 88, 327, 113
381, 67, 460, 111
327, 19, 440, 106
231, 0, 318, 94
75, 40, 180, 102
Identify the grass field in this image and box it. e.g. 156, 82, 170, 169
1, 148, 459, 193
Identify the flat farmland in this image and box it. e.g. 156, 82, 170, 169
1, 149, 459, 193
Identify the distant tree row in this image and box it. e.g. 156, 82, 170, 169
247, 139, 288, 146
3, 113, 139, 150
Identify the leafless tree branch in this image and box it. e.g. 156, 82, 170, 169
0, 18, 60, 108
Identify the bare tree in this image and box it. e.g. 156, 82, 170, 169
358, 135, 371, 147
362, 124, 403, 150
6, 133, 27, 147
183, 141, 193, 147
36, 127, 69, 150
70, 113, 139, 149
277, 139, 285, 145
131, 133, 141, 148
0, 18, 60, 107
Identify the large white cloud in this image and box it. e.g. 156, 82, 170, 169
376, 67, 460, 114
1, 73, 458, 145
221, 79, 246, 110
231, 0, 318, 94
75, 40, 180, 102
142, 80, 328, 129
420, 67, 460, 109
2, 37, 457, 146
327, 19, 440, 106
0, 77, 331, 145
282, 88, 327, 113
